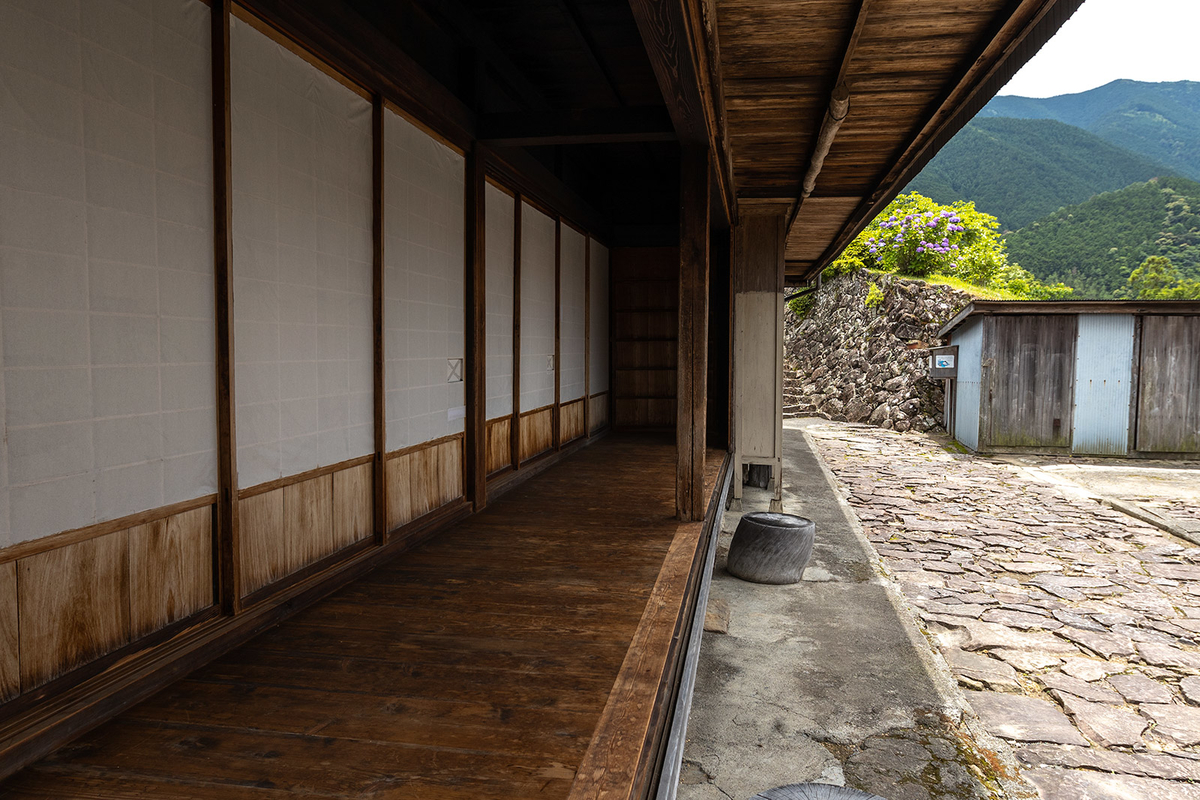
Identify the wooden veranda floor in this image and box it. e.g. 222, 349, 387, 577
1, 435, 724, 800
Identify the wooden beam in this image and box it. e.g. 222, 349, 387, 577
799, 0, 1083, 278
786, 0, 870, 234
479, 108, 677, 147
211, 0, 240, 615
676, 146, 711, 522
628, 0, 735, 226
371, 95, 387, 543
465, 146, 488, 511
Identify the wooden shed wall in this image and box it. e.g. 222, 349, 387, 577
1137, 316, 1200, 453
982, 315, 1076, 450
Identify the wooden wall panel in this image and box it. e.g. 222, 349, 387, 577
985, 315, 1076, 449
520, 407, 555, 462
0, 561, 18, 701
408, 444, 439, 522
333, 463, 373, 550
238, 489, 286, 597
128, 506, 213, 640
560, 399, 585, 443
612, 248, 679, 430
386, 453, 413, 530
590, 394, 609, 434
437, 439, 463, 506
385, 436, 465, 532
19, 533, 131, 689
285, 476, 334, 574
486, 418, 512, 475
1137, 315, 1200, 453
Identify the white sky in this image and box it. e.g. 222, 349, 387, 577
998, 0, 1200, 98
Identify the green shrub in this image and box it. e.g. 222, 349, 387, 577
865, 282, 884, 308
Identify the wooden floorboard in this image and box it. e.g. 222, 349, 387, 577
0, 435, 723, 800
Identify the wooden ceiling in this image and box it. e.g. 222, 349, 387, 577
713, 0, 1084, 281
250, 0, 1083, 277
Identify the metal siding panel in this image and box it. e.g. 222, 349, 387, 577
953, 319, 983, 451
1072, 315, 1134, 455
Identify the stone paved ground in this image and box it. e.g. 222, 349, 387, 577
806, 422, 1200, 800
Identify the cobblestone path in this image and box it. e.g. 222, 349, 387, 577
807, 423, 1200, 800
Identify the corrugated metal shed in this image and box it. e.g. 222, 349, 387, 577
940, 301, 1200, 458
1072, 315, 1135, 456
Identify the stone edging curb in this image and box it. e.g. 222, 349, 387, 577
794, 421, 1039, 800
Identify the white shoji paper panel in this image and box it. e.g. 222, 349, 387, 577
383, 109, 465, 451
589, 241, 610, 394
559, 226, 586, 402
0, 0, 216, 546
520, 204, 556, 413
484, 184, 514, 420
231, 18, 373, 489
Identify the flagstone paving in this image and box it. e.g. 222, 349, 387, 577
806, 423, 1200, 799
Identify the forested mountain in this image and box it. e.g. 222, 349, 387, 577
980, 80, 1200, 181
1003, 176, 1200, 298
905, 117, 1170, 230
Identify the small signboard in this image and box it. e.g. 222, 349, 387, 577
929, 345, 959, 379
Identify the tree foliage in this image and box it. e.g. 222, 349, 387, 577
1005, 176, 1200, 298
906, 117, 1170, 231
1125, 255, 1200, 299
830, 192, 1072, 299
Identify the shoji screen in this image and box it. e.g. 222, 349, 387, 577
0, 0, 215, 545
383, 110, 466, 451
520, 204, 557, 414
589, 242, 610, 395
559, 226, 587, 403
484, 184, 515, 421
230, 17, 374, 489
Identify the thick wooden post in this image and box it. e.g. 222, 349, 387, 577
511, 197, 523, 470
553, 218, 562, 451
676, 146, 711, 521
371, 95, 388, 542
731, 210, 787, 512
211, 0, 240, 613
464, 145, 487, 510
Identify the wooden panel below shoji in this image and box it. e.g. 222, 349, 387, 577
560, 399, 585, 443
385, 436, 464, 532
239, 463, 374, 598
486, 417, 512, 475
590, 393, 609, 434
128, 507, 212, 640
12, 502, 214, 692
18, 533, 130, 691
519, 407, 554, 462
1, 562, 19, 701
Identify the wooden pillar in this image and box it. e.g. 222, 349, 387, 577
371, 95, 388, 542
731, 210, 787, 512
464, 145, 487, 510
511, 196, 522, 470
583, 237, 591, 437
553, 218, 562, 451
676, 146, 711, 522
211, 0, 240, 614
